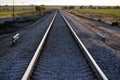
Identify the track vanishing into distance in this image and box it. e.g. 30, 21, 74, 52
22, 11, 108, 80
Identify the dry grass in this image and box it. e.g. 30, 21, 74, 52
0, 10, 35, 17
74, 9, 120, 17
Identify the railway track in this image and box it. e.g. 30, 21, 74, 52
21, 11, 108, 80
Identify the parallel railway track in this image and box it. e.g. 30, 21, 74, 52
21, 11, 108, 80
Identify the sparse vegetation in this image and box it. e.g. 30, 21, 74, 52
98, 19, 102, 22
0, 17, 36, 35
74, 9, 120, 17
62, 6, 75, 10
69, 6, 75, 9
71, 8, 120, 26
0, 21, 15, 34
0, 10, 52, 35
62, 6, 68, 9
111, 22, 119, 26
0, 10, 36, 17
78, 6, 120, 9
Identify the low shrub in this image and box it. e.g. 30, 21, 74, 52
98, 19, 101, 22
0, 21, 15, 35
0, 21, 13, 29
111, 22, 119, 26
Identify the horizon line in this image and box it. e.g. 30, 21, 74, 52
0, 4, 120, 6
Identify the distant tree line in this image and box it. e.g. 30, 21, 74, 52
79, 5, 120, 9
0, 5, 46, 11
62, 6, 75, 9
0, 5, 35, 11
62, 5, 120, 9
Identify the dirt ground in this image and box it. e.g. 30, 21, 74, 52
63, 10, 120, 50
70, 10, 120, 26
62, 10, 120, 80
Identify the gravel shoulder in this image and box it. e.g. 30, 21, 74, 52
0, 11, 56, 80
69, 11, 120, 50
62, 11, 120, 80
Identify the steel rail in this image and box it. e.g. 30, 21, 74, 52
61, 13, 108, 80
21, 12, 57, 80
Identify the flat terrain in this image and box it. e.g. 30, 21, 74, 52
0, 9, 120, 80
0, 10, 36, 17
74, 9, 120, 17
71, 9, 120, 26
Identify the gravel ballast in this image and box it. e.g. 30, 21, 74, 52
0, 11, 56, 80
63, 11, 120, 80
32, 12, 97, 80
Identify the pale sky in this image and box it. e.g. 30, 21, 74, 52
0, 0, 120, 6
